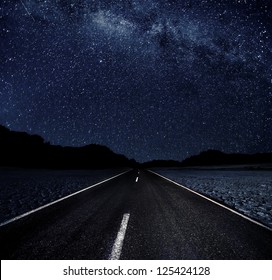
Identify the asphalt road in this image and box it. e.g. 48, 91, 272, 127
0, 169, 271, 259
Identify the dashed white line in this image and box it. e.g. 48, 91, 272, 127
109, 213, 130, 260
0, 170, 131, 227
135, 176, 139, 182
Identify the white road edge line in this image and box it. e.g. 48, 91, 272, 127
0, 170, 131, 227
135, 176, 139, 182
109, 213, 130, 260
148, 170, 272, 232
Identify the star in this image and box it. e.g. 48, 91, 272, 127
0, 0, 271, 162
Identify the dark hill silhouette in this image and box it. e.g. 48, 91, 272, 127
0, 125, 135, 169
181, 150, 272, 167
141, 159, 183, 168
142, 150, 272, 168
1, 125, 271, 169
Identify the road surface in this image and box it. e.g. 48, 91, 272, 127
0, 169, 271, 259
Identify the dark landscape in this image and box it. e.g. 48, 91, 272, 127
0, 125, 271, 260
1, 169, 272, 260
1, 125, 272, 169
0, 124, 135, 169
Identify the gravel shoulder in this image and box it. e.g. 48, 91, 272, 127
153, 168, 272, 228
0, 168, 127, 224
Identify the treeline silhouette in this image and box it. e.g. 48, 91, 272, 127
0, 125, 135, 169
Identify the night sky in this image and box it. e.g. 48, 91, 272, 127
0, 0, 271, 162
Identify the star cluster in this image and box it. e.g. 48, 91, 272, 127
0, 0, 271, 162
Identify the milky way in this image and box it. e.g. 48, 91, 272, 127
0, 0, 271, 162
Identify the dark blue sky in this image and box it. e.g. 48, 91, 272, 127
0, 0, 271, 162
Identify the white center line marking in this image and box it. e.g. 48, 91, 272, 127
135, 176, 139, 182
109, 213, 130, 260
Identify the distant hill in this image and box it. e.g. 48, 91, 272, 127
0, 125, 135, 169
1, 125, 271, 169
142, 150, 272, 168
181, 150, 272, 167
141, 159, 183, 168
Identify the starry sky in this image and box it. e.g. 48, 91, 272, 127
0, 0, 271, 162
